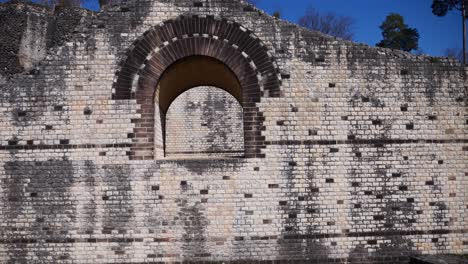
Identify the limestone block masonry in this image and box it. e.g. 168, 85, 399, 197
0, 0, 466, 263
165, 86, 244, 158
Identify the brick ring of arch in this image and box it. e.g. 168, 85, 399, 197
112, 15, 281, 160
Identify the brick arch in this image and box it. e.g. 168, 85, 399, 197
156, 55, 244, 113
113, 15, 281, 160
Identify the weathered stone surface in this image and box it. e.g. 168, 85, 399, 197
0, 0, 466, 263
165, 86, 244, 158
0, 1, 92, 77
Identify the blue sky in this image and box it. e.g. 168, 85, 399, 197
255, 0, 461, 57
4, 0, 461, 57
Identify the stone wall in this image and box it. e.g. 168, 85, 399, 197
165, 86, 244, 158
0, 1, 92, 77
0, 0, 466, 263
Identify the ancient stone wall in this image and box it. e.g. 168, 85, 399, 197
0, 2, 92, 78
0, 0, 466, 263
165, 86, 244, 158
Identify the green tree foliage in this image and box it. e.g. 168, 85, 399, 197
376, 13, 419, 52
272, 10, 281, 19
298, 7, 355, 40
432, 0, 467, 16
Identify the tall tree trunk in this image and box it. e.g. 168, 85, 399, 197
462, 0, 466, 64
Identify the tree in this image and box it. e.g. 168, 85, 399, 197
376, 13, 419, 52
431, 0, 467, 64
272, 10, 281, 19
298, 7, 355, 40
445, 48, 464, 62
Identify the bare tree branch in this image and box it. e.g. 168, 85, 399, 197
298, 7, 355, 40
444, 48, 464, 62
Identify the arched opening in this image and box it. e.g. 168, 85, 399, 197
164, 86, 244, 158
156, 56, 242, 113
153, 56, 244, 159
113, 15, 281, 160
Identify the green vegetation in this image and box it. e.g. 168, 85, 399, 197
376, 13, 419, 52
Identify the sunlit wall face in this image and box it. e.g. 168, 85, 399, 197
165, 86, 244, 158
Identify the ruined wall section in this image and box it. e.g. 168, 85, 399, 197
0, 0, 141, 164
0, 0, 466, 263
0, 2, 93, 78
0, 0, 280, 163
0, 2, 47, 77
257, 22, 467, 261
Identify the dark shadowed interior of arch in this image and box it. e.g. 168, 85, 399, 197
153, 56, 244, 159
155, 56, 243, 113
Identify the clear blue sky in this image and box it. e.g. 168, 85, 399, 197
3, 0, 461, 57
